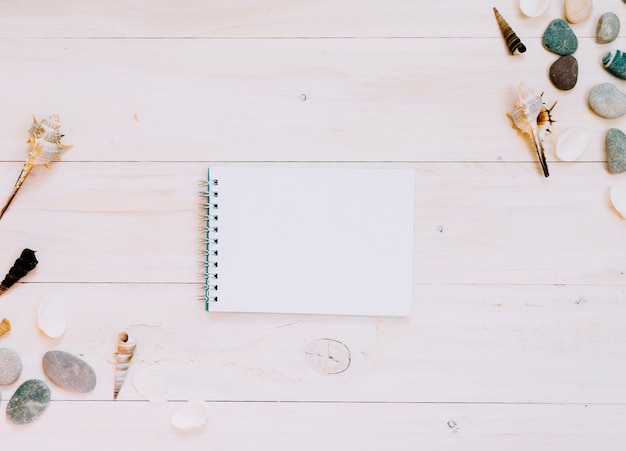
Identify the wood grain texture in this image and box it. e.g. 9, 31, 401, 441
0, 0, 625, 448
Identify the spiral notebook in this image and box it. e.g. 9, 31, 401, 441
202, 166, 415, 316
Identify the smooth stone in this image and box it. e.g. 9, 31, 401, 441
519, 0, 551, 17
610, 186, 626, 218
607, 128, 626, 174
564, 0, 592, 24
543, 19, 578, 55
0, 348, 22, 385
549, 55, 578, 90
597, 12, 620, 44
6, 379, 51, 425
603, 50, 626, 80
42, 350, 96, 393
556, 127, 591, 161
588, 83, 626, 119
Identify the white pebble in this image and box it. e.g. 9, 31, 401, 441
610, 186, 626, 219
520, 0, 551, 17
555, 127, 590, 161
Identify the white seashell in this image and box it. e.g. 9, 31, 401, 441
171, 400, 209, 430
114, 331, 136, 400
508, 82, 550, 177
520, 0, 551, 17
610, 186, 626, 219
132, 370, 168, 404
37, 298, 67, 338
555, 127, 590, 161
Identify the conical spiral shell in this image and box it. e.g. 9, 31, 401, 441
0, 249, 38, 296
494, 7, 527, 54
113, 331, 136, 400
0, 318, 11, 337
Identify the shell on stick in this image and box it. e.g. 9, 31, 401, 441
113, 331, 136, 400
0, 114, 72, 221
508, 82, 550, 177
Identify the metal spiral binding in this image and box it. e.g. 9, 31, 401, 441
200, 178, 219, 310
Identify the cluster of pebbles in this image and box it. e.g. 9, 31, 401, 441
503, 0, 626, 217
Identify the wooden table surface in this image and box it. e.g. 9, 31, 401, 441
1, 0, 625, 448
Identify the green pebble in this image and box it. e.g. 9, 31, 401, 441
6, 379, 51, 425
543, 18, 578, 56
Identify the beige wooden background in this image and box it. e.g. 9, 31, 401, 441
0, 0, 625, 449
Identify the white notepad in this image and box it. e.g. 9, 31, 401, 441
202, 166, 415, 316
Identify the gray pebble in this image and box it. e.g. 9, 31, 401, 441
549, 55, 578, 90
588, 83, 626, 119
543, 18, 578, 56
607, 128, 626, 174
0, 348, 22, 385
597, 12, 620, 44
6, 379, 51, 425
42, 350, 96, 393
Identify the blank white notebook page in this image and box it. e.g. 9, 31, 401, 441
207, 166, 415, 316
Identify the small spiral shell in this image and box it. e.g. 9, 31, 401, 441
0, 318, 11, 337
494, 7, 527, 55
113, 331, 137, 400
0, 249, 38, 296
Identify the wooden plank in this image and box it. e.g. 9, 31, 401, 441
0, 36, 616, 163
0, 0, 583, 39
0, 161, 622, 285
1, 400, 625, 450
2, 282, 626, 404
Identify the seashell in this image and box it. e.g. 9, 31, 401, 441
519, 0, 551, 17
555, 127, 590, 161
610, 186, 626, 219
537, 95, 557, 141
0, 114, 72, 221
37, 298, 67, 338
493, 7, 526, 55
132, 370, 168, 404
508, 82, 550, 177
171, 400, 210, 430
0, 318, 10, 338
113, 331, 136, 400
0, 248, 38, 295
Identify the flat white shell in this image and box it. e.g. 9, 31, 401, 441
610, 186, 626, 219
37, 298, 67, 338
132, 370, 168, 404
556, 127, 590, 161
171, 400, 209, 430
520, 0, 551, 17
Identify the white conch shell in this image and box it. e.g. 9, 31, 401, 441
114, 331, 136, 400
132, 370, 168, 404
610, 186, 626, 219
37, 298, 67, 338
171, 400, 210, 430
508, 82, 550, 177
0, 318, 10, 338
0, 114, 72, 220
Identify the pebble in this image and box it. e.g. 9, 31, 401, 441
0, 348, 22, 385
42, 350, 96, 393
543, 19, 578, 56
564, 0, 593, 24
588, 83, 626, 119
603, 50, 626, 80
606, 128, 626, 174
556, 127, 590, 161
596, 12, 620, 44
6, 379, 51, 425
549, 55, 578, 90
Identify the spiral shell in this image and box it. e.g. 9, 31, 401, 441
113, 331, 136, 400
0, 249, 38, 296
494, 7, 527, 55
0, 318, 11, 337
